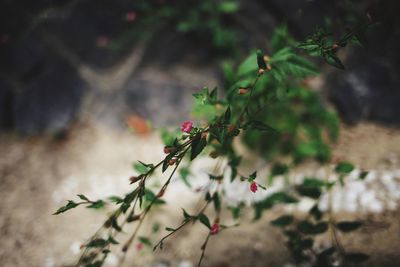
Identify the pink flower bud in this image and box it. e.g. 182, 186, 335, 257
125, 11, 137, 22
96, 36, 109, 47
210, 223, 220, 235
181, 121, 193, 133
250, 182, 258, 193
136, 243, 144, 251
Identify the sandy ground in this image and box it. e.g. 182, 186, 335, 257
0, 122, 399, 267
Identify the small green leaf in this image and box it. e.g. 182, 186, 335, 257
336, 221, 362, 232
212, 193, 221, 212
359, 171, 368, 180
256, 49, 267, 69
309, 204, 322, 221
270, 215, 294, 227
198, 213, 211, 229
190, 134, 207, 160
224, 107, 231, 124
87, 200, 105, 209
53, 200, 79, 215
335, 162, 354, 174
298, 220, 328, 235
182, 208, 192, 220
323, 52, 344, 69
77, 194, 89, 201
87, 238, 107, 248
245, 120, 277, 132
108, 236, 119, 245
165, 227, 175, 232
138, 236, 152, 247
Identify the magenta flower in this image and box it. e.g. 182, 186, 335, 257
181, 121, 193, 133
250, 182, 258, 193
210, 223, 220, 235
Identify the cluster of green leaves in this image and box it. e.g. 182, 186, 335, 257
298, 21, 372, 69
264, 161, 369, 266
218, 26, 340, 166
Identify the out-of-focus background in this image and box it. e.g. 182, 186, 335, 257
0, 0, 400, 266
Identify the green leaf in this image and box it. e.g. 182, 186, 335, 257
218, 1, 239, 13
179, 167, 192, 188
245, 120, 277, 132
77, 194, 89, 201
108, 236, 119, 245
238, 53, 257, 76
336, 221, 362, 232
335, 162, 354, 174
87, 238, 107, 248
165, 227, 175, 232
359, 171, 368, 180
162, 151, 177, 173
224, 107, 231, 124
253, 192, 297, 220
182, 208, 192, 220
53, 200, 79, 215
138, 236, 152, 247
198, 213, 211, 229
270, 215, 294, 227
212, 193, 221, 212
298, 221, 328, 235
345, 252, 369, 263
256, 49, 267, 69
190, 134, 207, 160
296, 185, 321, 199
133, 162, 151, 174
87, 200, 105, 209
309, 204, 322, 221
323, 52, 344, 69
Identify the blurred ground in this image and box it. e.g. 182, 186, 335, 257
0, 122, 399, 267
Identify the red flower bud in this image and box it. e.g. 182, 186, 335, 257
163, 146, 174, 154
250, 182, 258, 193
210, 223, 220, 235
238, 88, 249, 95
129, 175, 141, 184
168, 158, 177, 165
136, 243, 144, 251
125, 11, 137, 22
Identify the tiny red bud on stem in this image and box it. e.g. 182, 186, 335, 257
238, 88, 248, 95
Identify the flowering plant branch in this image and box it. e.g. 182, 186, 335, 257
54, 20, 374, 267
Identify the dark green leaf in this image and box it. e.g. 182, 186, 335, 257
87, 238, 107, 248
53, 200, 79, 215
108, 236, 119, 245
212, 193, 221, 212
190, 135, 207, 160
359, 171, 368, 180
224, 107, 231, 124
309, 204, 322, 221
138, 236, 152, 247
245, 120, 277, 132
198, 213, 211, 229
270, 215, 294, 227
335, 162, 354, 174
298, 221, 328, 235
296, 185, 321, 199
257, 49, 267, 69
336, 221, 362, 232
323, 52, 344, 69
87, 200, 105, 209
77, 194, 89, 201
